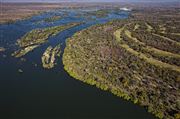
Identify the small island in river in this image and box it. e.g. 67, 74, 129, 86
41, 44, 61, 69
12, 22, 82, 58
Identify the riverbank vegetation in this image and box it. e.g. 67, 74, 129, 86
63, 7, 180, 119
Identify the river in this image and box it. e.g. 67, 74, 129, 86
0, 8, 156, 119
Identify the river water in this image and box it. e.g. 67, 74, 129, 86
0, 8, 156, 119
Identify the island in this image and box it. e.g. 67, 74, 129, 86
12, 22, 82, 58
0, 47, 5, 52
86, 9, 110, 18
44, 16, 61, 23
36, 16, 62, 24
41, 44, 61, 69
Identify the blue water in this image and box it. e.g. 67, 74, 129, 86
0, 8, 156, 119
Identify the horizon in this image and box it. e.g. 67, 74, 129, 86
2, 0, 180, 3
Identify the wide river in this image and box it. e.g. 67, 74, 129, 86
0, 8, 156, 119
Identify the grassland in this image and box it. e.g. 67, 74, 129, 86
63, 7, 180, 119
0, 3, 64, 24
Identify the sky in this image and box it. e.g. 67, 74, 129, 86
1, 0, 179, 2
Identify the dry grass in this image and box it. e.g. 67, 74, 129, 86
1, 3, 97, 24
153, 33, 180, 46
0, 3, 64, 24
125, 30, 180, 58
114, 27, 180, 72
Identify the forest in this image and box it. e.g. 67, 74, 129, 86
63, 7, 180, 119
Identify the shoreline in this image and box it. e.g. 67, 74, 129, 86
0, 3, 62, 24
1, 2, 179, 24
62, 7, 180, 118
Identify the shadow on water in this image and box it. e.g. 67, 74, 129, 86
0, 8, 157, 119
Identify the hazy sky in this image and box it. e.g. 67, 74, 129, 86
2, 0, 179, 2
